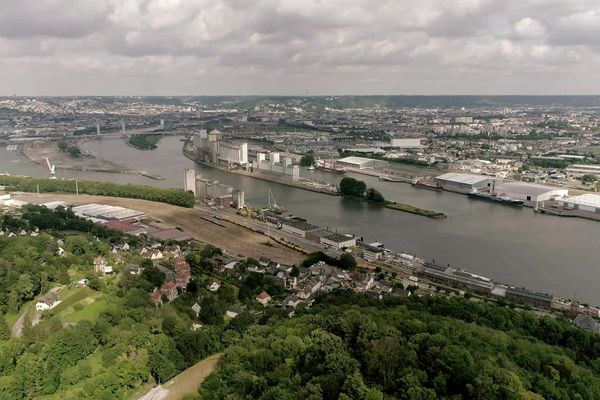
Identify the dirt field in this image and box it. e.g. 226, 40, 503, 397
22, 140, 135, 174
14, 192, 303, 264
137, 353, 223, 400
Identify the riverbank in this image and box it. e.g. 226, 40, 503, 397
182, 142, 339, 196
23, 138, 165, 180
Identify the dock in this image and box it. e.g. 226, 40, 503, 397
182, 143, 339, 196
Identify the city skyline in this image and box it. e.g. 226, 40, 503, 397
2, 0, 600, 96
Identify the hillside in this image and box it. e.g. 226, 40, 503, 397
198, 292, 600, 400
1, 205, 599, 400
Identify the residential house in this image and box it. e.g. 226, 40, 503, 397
160, 281, 178, 302
192, 303, 202, 318
226, 306, 243, 318
173, 257, 191, 289
207, 278, 221, 292
149, 288, 162, 307
352, 272, 375, 292
94, 256, 113, 275
296, 279, 322, 300
256, 291, 271, 306
36, 292, 60, 311
284, 294, 303, 308
124, 264, 141, 275
94, 256, 107, 274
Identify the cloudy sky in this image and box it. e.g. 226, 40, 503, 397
1, 0, 600, 95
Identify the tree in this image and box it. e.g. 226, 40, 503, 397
581, 174, 598, 183
142, 265, 166, 288
200, 297, 225, 325
338, 253, 357, 269
67, 145, 81, 157
365, 188, 385, 203
0, 317, 10, 341
339, 177, 367, 198
227, 311, 255, 333
57, 140, 68, 152
300, 152, 316, 167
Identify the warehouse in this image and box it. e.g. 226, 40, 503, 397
558, 194, 600, 213
495, 182, 568, 203
434, 173, 500, 193
72, 204, 146, 222
336, 156, 378, 170
280, 219, 319, 238
320, 233, 357, 250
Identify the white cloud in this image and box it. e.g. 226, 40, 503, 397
0, 0, 599, 94
513, 17, 546, 38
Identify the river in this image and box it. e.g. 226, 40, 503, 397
2, 136, 600, 304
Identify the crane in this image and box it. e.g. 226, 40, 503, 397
45, 157, 57, 179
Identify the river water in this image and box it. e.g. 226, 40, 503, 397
2, 136, 600, 304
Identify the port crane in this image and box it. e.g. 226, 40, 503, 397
45, 157, 57, 179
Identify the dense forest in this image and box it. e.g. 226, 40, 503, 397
0, 176, 195, 208
200, 292, 600, 400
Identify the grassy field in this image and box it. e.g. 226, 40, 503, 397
48, 286, 108, 323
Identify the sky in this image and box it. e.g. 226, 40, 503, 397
1, 0, 600, 95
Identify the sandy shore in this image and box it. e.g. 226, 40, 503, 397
22, 138, 164, 179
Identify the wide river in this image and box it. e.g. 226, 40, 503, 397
2, 136, 600, 304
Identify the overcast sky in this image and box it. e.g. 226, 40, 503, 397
1, 0, 600, 95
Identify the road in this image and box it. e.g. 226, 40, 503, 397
137, 353, 222, 400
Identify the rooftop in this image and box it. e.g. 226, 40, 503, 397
496, 182, 567, 196
435, 172, 492, 185
323, 233, 355, 243
562, 193, 600, 208
281, 219, 319, 232
337, 156, 376, 166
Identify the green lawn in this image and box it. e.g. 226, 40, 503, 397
63, 297, 109, 323
50, 286, 97, 315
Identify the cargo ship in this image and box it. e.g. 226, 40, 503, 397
413, 178, 442, 191
468, 192, 524, 207
316, 159, 345, 174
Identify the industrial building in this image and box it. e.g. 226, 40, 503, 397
192, 129, 248, 166
557, 194, 600, 213
504, 287, 553, 308
72, 204, 145, 222
565, 164, 600, 178
320, 233, 357, 250
253, 152, 299, 177
389, 138, 424, 148
183, 169, 196, 195
435, 172, 500, 193
280, 219, 320, 238
336, 156, 379, 170
361, 243, 385, 262
495, 182, 568, 203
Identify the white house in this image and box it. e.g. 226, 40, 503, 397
207, 279, 221, 292
36, 292, 61, 312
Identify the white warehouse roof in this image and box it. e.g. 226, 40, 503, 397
337, 156, 376, 167
436, 172, 491, 185
496, 182, 567, 196
561, 194, 600, 208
